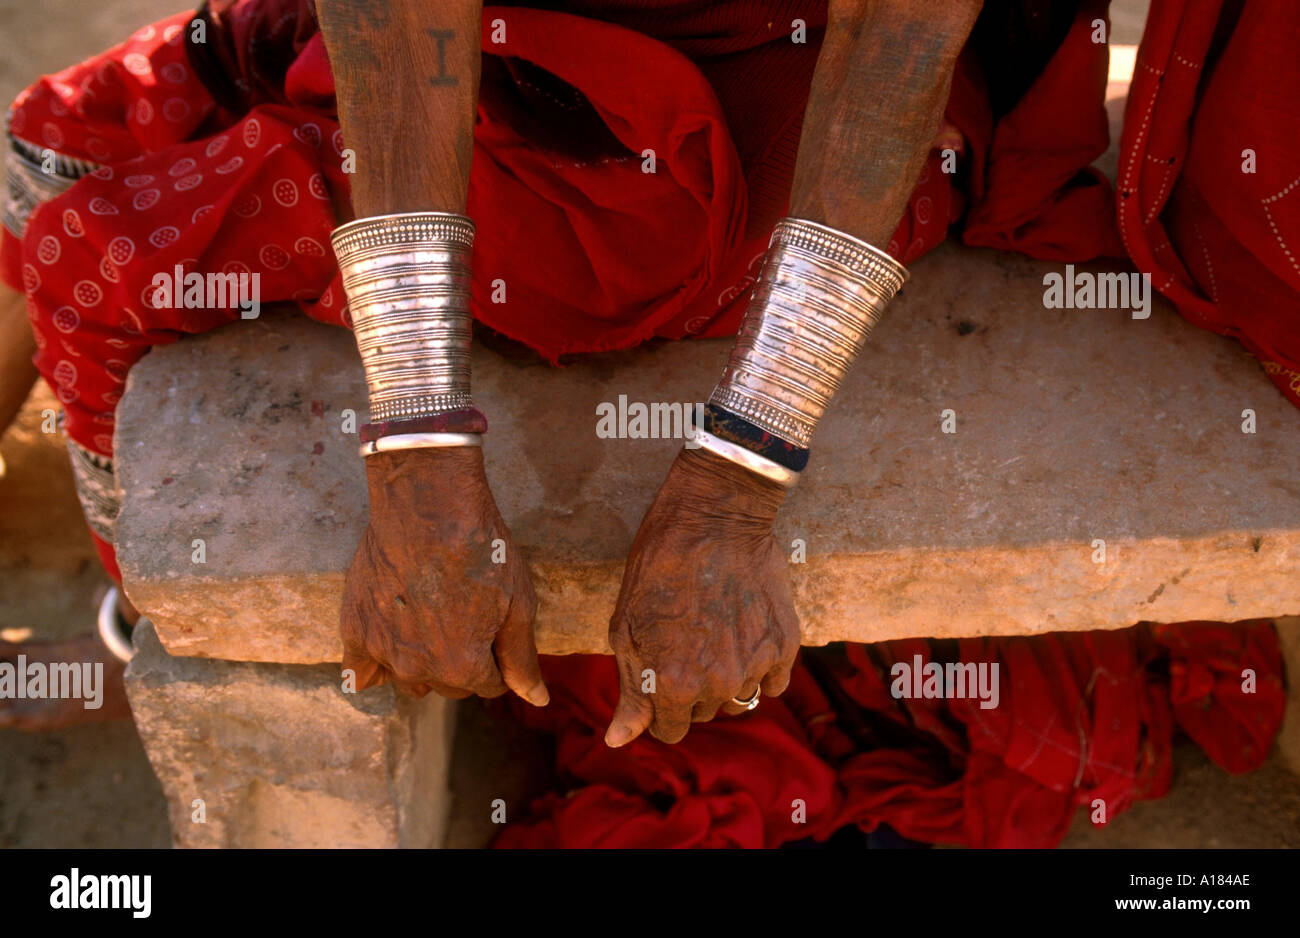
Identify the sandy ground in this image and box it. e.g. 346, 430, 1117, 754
1, 0, 1297, 850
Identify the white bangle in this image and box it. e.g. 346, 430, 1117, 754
359, 432, 482, 457
692, 429, 800, 488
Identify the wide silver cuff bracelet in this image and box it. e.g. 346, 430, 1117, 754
330, 211, 477, 423
709, 218, 908, 448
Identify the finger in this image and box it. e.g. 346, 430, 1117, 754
341, 651, 389, 691
493, 589, 548, 707
691, 697, 725, 723
648, 682, 696, 744
423, 637, 508, 700
396, 676, 472, 700
647, 696, 696, 743
760, 652, 797, 699
463, 655, 509, 699
385, 637, 505, 700
719, 680, 761, 717
760, 667, 792, 698
604, 642, 653, 748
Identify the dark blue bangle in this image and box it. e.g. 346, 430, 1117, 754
698, 404, 810, 472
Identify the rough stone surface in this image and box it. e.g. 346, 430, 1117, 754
114, 242, 1300, 662
123, 621, 456, 848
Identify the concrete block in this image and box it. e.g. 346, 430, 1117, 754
122, 621, 456, 848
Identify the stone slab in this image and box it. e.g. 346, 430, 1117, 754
123, 621, 456, 848
114, 242, 1300, 662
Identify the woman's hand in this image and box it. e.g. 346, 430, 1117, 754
340, 447, 548, 705
605, 447, 800, 746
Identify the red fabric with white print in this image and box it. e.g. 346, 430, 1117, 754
5, 0, 1126, 465
8, 10, 349, 462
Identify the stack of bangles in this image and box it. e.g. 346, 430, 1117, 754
330, 211, 488, 455
698, 218, 908, 487
330, 212, 906, 477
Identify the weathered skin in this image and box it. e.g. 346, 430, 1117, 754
318, 0, 985, 743
340, 448, 546, 703
317, 0, 550, 703
606, 448, 798, 745
604, 0, 984, 745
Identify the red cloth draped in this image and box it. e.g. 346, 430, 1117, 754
2, 0, 1132, 458
1118, 0, 1300, 406
493, 655, 841, 848
0, 0, 1292, 848
949, 0, 1125, 261
496, 621, 1285, 849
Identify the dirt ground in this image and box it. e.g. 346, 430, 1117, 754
1, 0, 1297, 850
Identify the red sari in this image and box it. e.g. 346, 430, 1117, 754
1, 0, 1290, 847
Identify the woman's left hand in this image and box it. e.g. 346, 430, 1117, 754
605, 446, 801, 746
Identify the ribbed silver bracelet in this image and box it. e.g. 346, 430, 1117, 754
330, 211, 477, 423
709, 218, 908, 449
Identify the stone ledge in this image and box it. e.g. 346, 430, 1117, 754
114, 242, 1300, 663
123, 621, 455, 847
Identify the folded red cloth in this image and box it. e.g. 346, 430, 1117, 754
495, 621, 1285, 849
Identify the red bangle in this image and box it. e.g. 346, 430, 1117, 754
359, 408, 488, 443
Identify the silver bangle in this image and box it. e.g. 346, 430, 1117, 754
693, 429, 800, 488
359, 432, 483, 458
330, 212, 476, 423
97, 586, 135, 664
709, 218, 908, 448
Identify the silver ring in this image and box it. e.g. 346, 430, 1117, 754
359, 432, 483, 457
731, 687, 761, 711
693, 429, 800, 488
97, 586, 134, 663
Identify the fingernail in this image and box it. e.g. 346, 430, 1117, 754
527, 682, 550, 707
605, 724, 632, 748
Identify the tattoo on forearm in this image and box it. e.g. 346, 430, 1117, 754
428, 30, 459, 86
790, 0, 982, 246
316, 0, 483, 214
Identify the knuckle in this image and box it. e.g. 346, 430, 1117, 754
650, 719, 690, 745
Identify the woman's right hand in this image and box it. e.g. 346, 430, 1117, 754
340, 446, 548, 705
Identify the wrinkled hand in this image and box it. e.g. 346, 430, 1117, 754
605, 447, 800, 746
341, 447, 547, 705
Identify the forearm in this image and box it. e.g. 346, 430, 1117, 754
698, 0, 981, 474
790, 0, 982, 245
0, 283, 38, 434
319, 0, 486, 430
316, 0, 482, 217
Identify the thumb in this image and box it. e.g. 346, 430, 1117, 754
493, 589, 548, 707
605, 658, 654, 748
